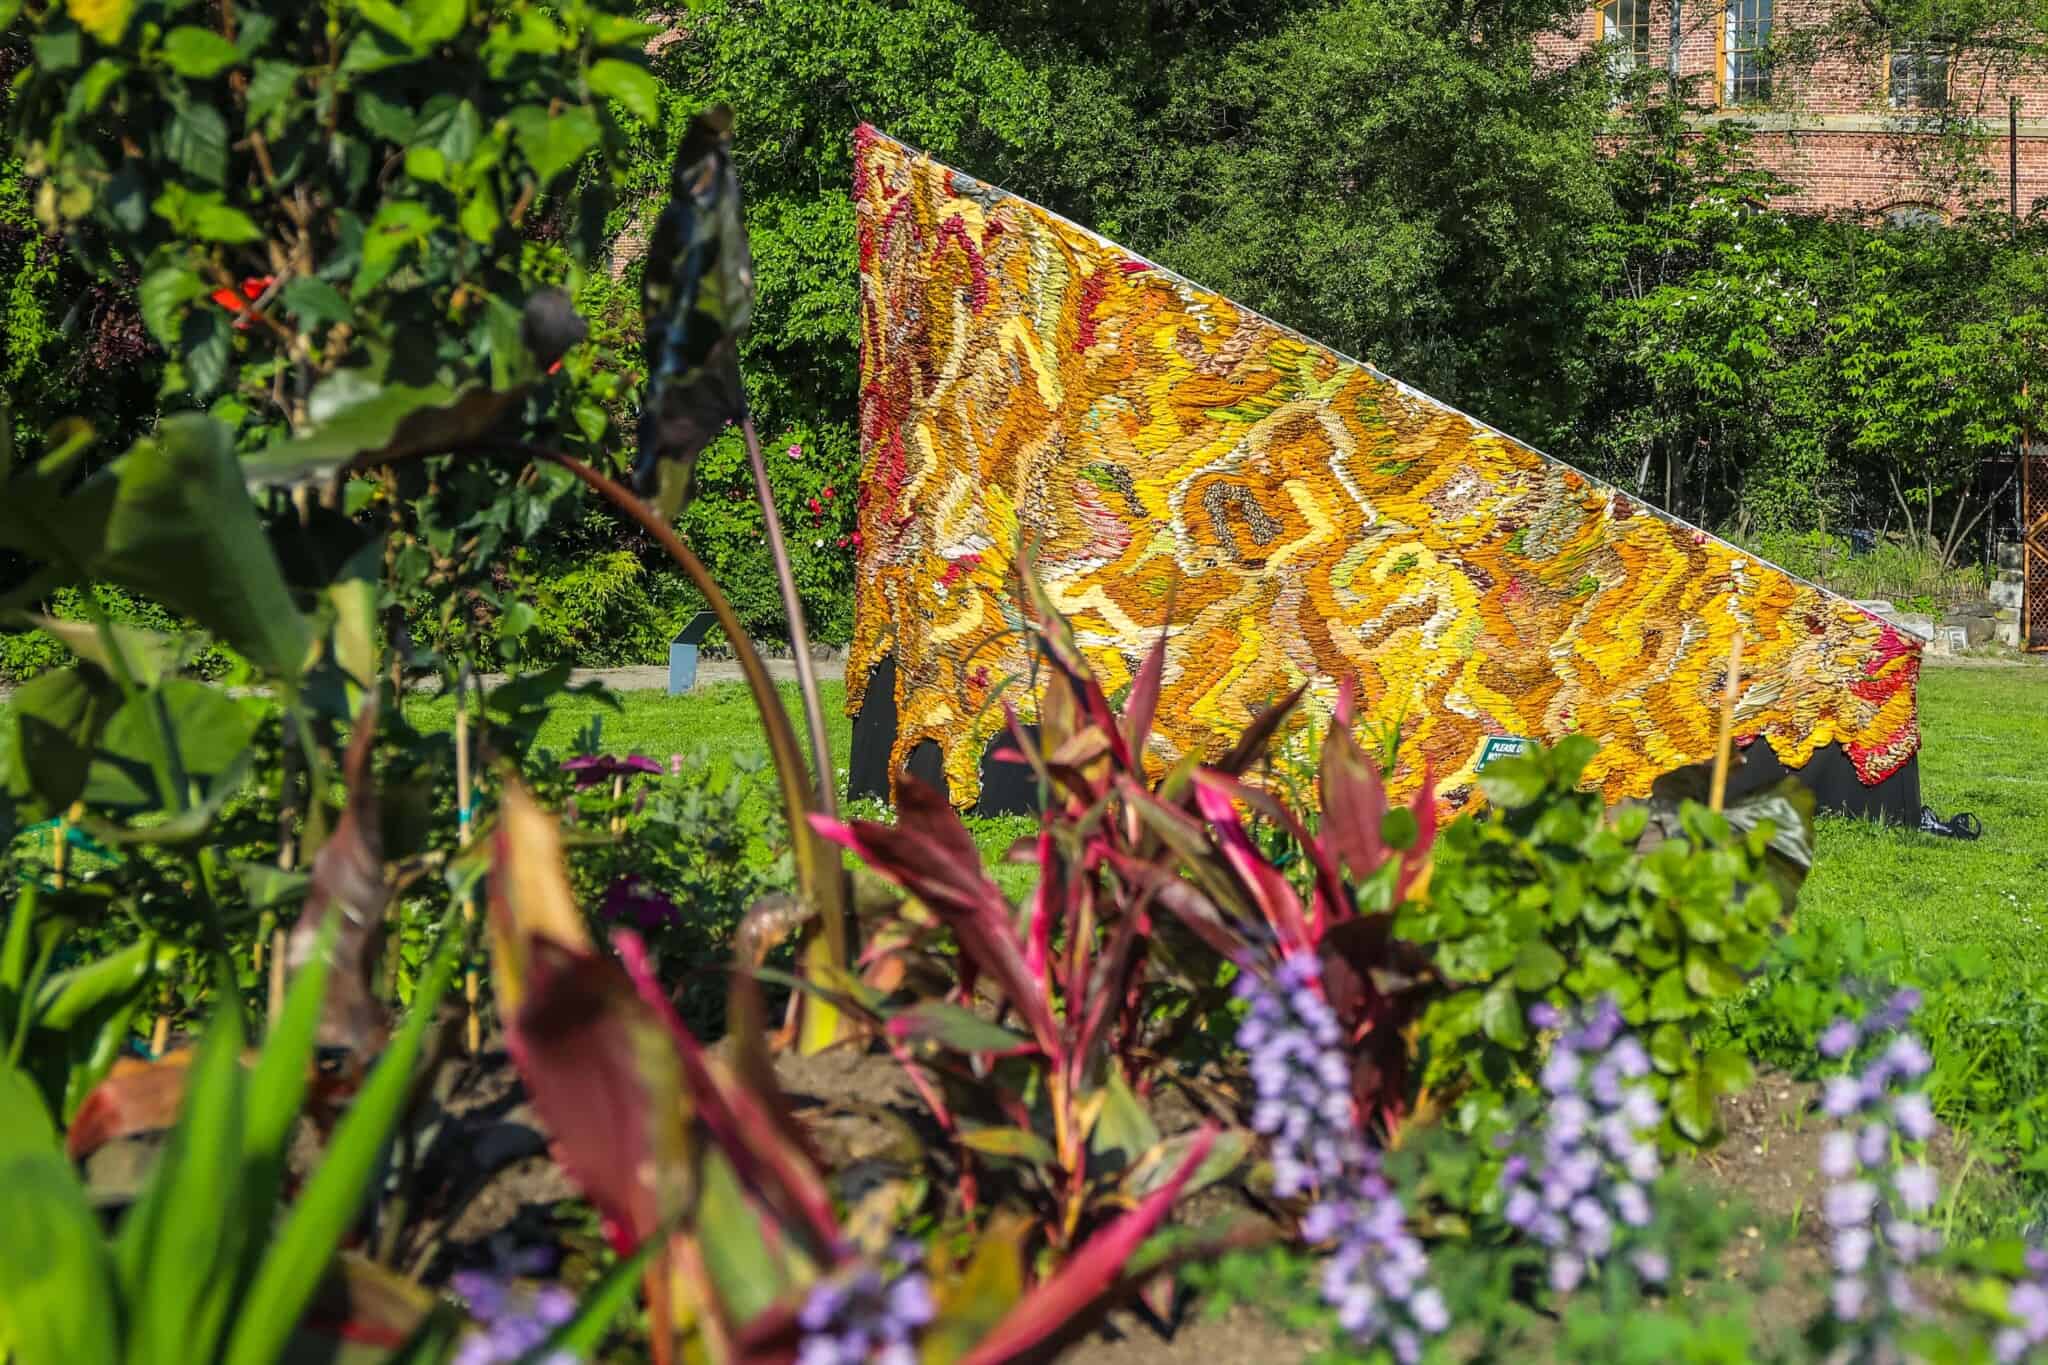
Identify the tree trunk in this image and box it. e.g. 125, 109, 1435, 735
1669, 0, 1684, 105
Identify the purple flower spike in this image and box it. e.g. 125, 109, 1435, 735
1817, 998, 1941, 1360
1498, 997, 1668, 1295
797, 1253, 934, 1365
1237, 950, 1446, 1356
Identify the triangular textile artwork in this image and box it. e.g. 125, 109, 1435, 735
847, 126, 1921, 812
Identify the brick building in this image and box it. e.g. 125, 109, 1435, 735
1537, 0, 2048, 215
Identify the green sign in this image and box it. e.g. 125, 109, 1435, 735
1476, 735, 1533, 770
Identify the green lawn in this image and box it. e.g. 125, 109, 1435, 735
481, 664, 2048, 955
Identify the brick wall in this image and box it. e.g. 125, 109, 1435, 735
1539, 0, 2048, 214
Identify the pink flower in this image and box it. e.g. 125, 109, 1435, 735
822, 486, 835, 500
807, 497, 822, 515
787, 443, 803, 460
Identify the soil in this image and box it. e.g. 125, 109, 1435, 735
253, 1036, 1986, 1363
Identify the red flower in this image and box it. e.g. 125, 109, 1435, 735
806, 497, 822, 515
822, 486, 835, 500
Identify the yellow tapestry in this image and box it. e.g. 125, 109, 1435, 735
847, 127, 1922, 811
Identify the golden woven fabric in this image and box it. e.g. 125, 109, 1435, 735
848, 127, 1922, 811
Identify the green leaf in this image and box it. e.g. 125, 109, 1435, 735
692, 1149, 784, 1324
894, 1001, 1030, 1055
63, 0, 135, 45
508, 104, 598, 185
242, 919, 334, 1234
96, 416, 312, 681
353, 199, 441, 299
458, 184, 501, 244
587, 58, 660, 125
241, 379, 524, 488
162, 26, 241, 77
1480, 977, 1528, 1048
139, 265, 209, 346
181, 308, 231, 399
0, 1139, 118, 1363
13, 613, 177, 688
151, 186, 262, 244
1510, 941, 1566, 991
33, 937, 161, 1032
91, 682, 257, 807
1669, 1069, 1719, 1143
245, 60, 298, 120
352, 87, 417, 143
3, 666, 118, 811
402, 145, 448, 185
165, 102, 231, 185
1683, 950, 1744, 1001
1648, 1022, 1688, 1074
1477, 754, 1546, 809
1700, 1045, 1754, 1097
961, 1125, 1056, 1166
1089, 1070, 1162, 1165
281, 277, 354, 329
407, 0, 467, 46
1647, 966, 1692, 1021
222, 922, 460, 1365
114, 1006, 251, 1365
71, 56, 127, 114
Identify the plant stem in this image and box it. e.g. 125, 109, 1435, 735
740, 414, 838, 820
535, 448, 848, 973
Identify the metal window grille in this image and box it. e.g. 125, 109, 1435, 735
1725, 0, 1772, 104
2027, 440, 2048, 651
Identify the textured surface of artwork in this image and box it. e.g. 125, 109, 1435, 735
848, 126, 1922, 812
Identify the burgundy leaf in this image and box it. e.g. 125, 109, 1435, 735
811, 776, 1058, 1055
1210, 682, 1308, 777
1191, 776, 1311, 951
285, 696, 389, 1056
958, 1126, 1218, 1365
1122, 625, 1167, 770
1320, 676, 1391, 887
66, 1050, 196, 1160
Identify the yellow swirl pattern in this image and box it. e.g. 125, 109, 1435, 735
848, 128, 1922, 811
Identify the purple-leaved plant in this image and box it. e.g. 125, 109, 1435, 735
1237, 951, 1447, 1363
1815, 990, 1940, 1359
1499, 997, 1670, 1294
796, 1241, 935, 1365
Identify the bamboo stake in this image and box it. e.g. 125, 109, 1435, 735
457, 663, 480, 1055
1709, 633, 1744, 813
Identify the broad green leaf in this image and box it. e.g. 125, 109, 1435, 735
245, 60, 297, 120
114, 1006, 250, 1365
71, 56, 127, 114
1683, 950, 1743, 1000
96, 416, 312, 681
222, 923, 460, 1365
1648, 1022, 1688, 1074
352, 0, 416, 46
353, 199, 441, 298
1646, 966, 1692, 1021
1124, 1126, 1251, 1199
165, 102, 231, 185
281, 277, 354, 328
1669, 1069, 1719, 1143
406, 0, 467, 46
1089, 1070, 1162, 1165
402, 145, 448, 185
1479, 977, 1527, 1047
458, 184, 501, 244
351, 88, 417, 143
960, 1125, 1056, 1166
508, 104, 598, 184
691, 1150, 784, 1325
921, 1217, 1026, 1363
161, 26, 241, 77
1510, 941, 1566, 991
150, 186, 262, 243
0, 1146, 118, 1363
181, 307, 231, 398
137, 265, 206, 347
587, 58, 660, 125
15, 612, 178, 686
241, 918, 334, 1251
3, 666, 118, 811
588, 13, 665, 45
0, 1066, 59, 1155
1700, 1045, 1754, 1097
241, 379, 523, 488
1477, 754, 1546, 809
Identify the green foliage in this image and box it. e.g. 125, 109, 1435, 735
1398, 738, 1793, 1162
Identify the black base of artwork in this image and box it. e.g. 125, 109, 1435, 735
846, 650, 1923, 822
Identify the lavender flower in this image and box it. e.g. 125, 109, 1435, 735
1814, 992, 1941, 1360
1499, 997, 1668, 1294
1993, 1249, 2048, 1363
560, 753, 664, 789
452, 1260, 579, 1365
797, 1242, 934, 1365
1237, 952, 1445, 1363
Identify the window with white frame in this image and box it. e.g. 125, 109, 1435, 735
1889, 39, 1949, 108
